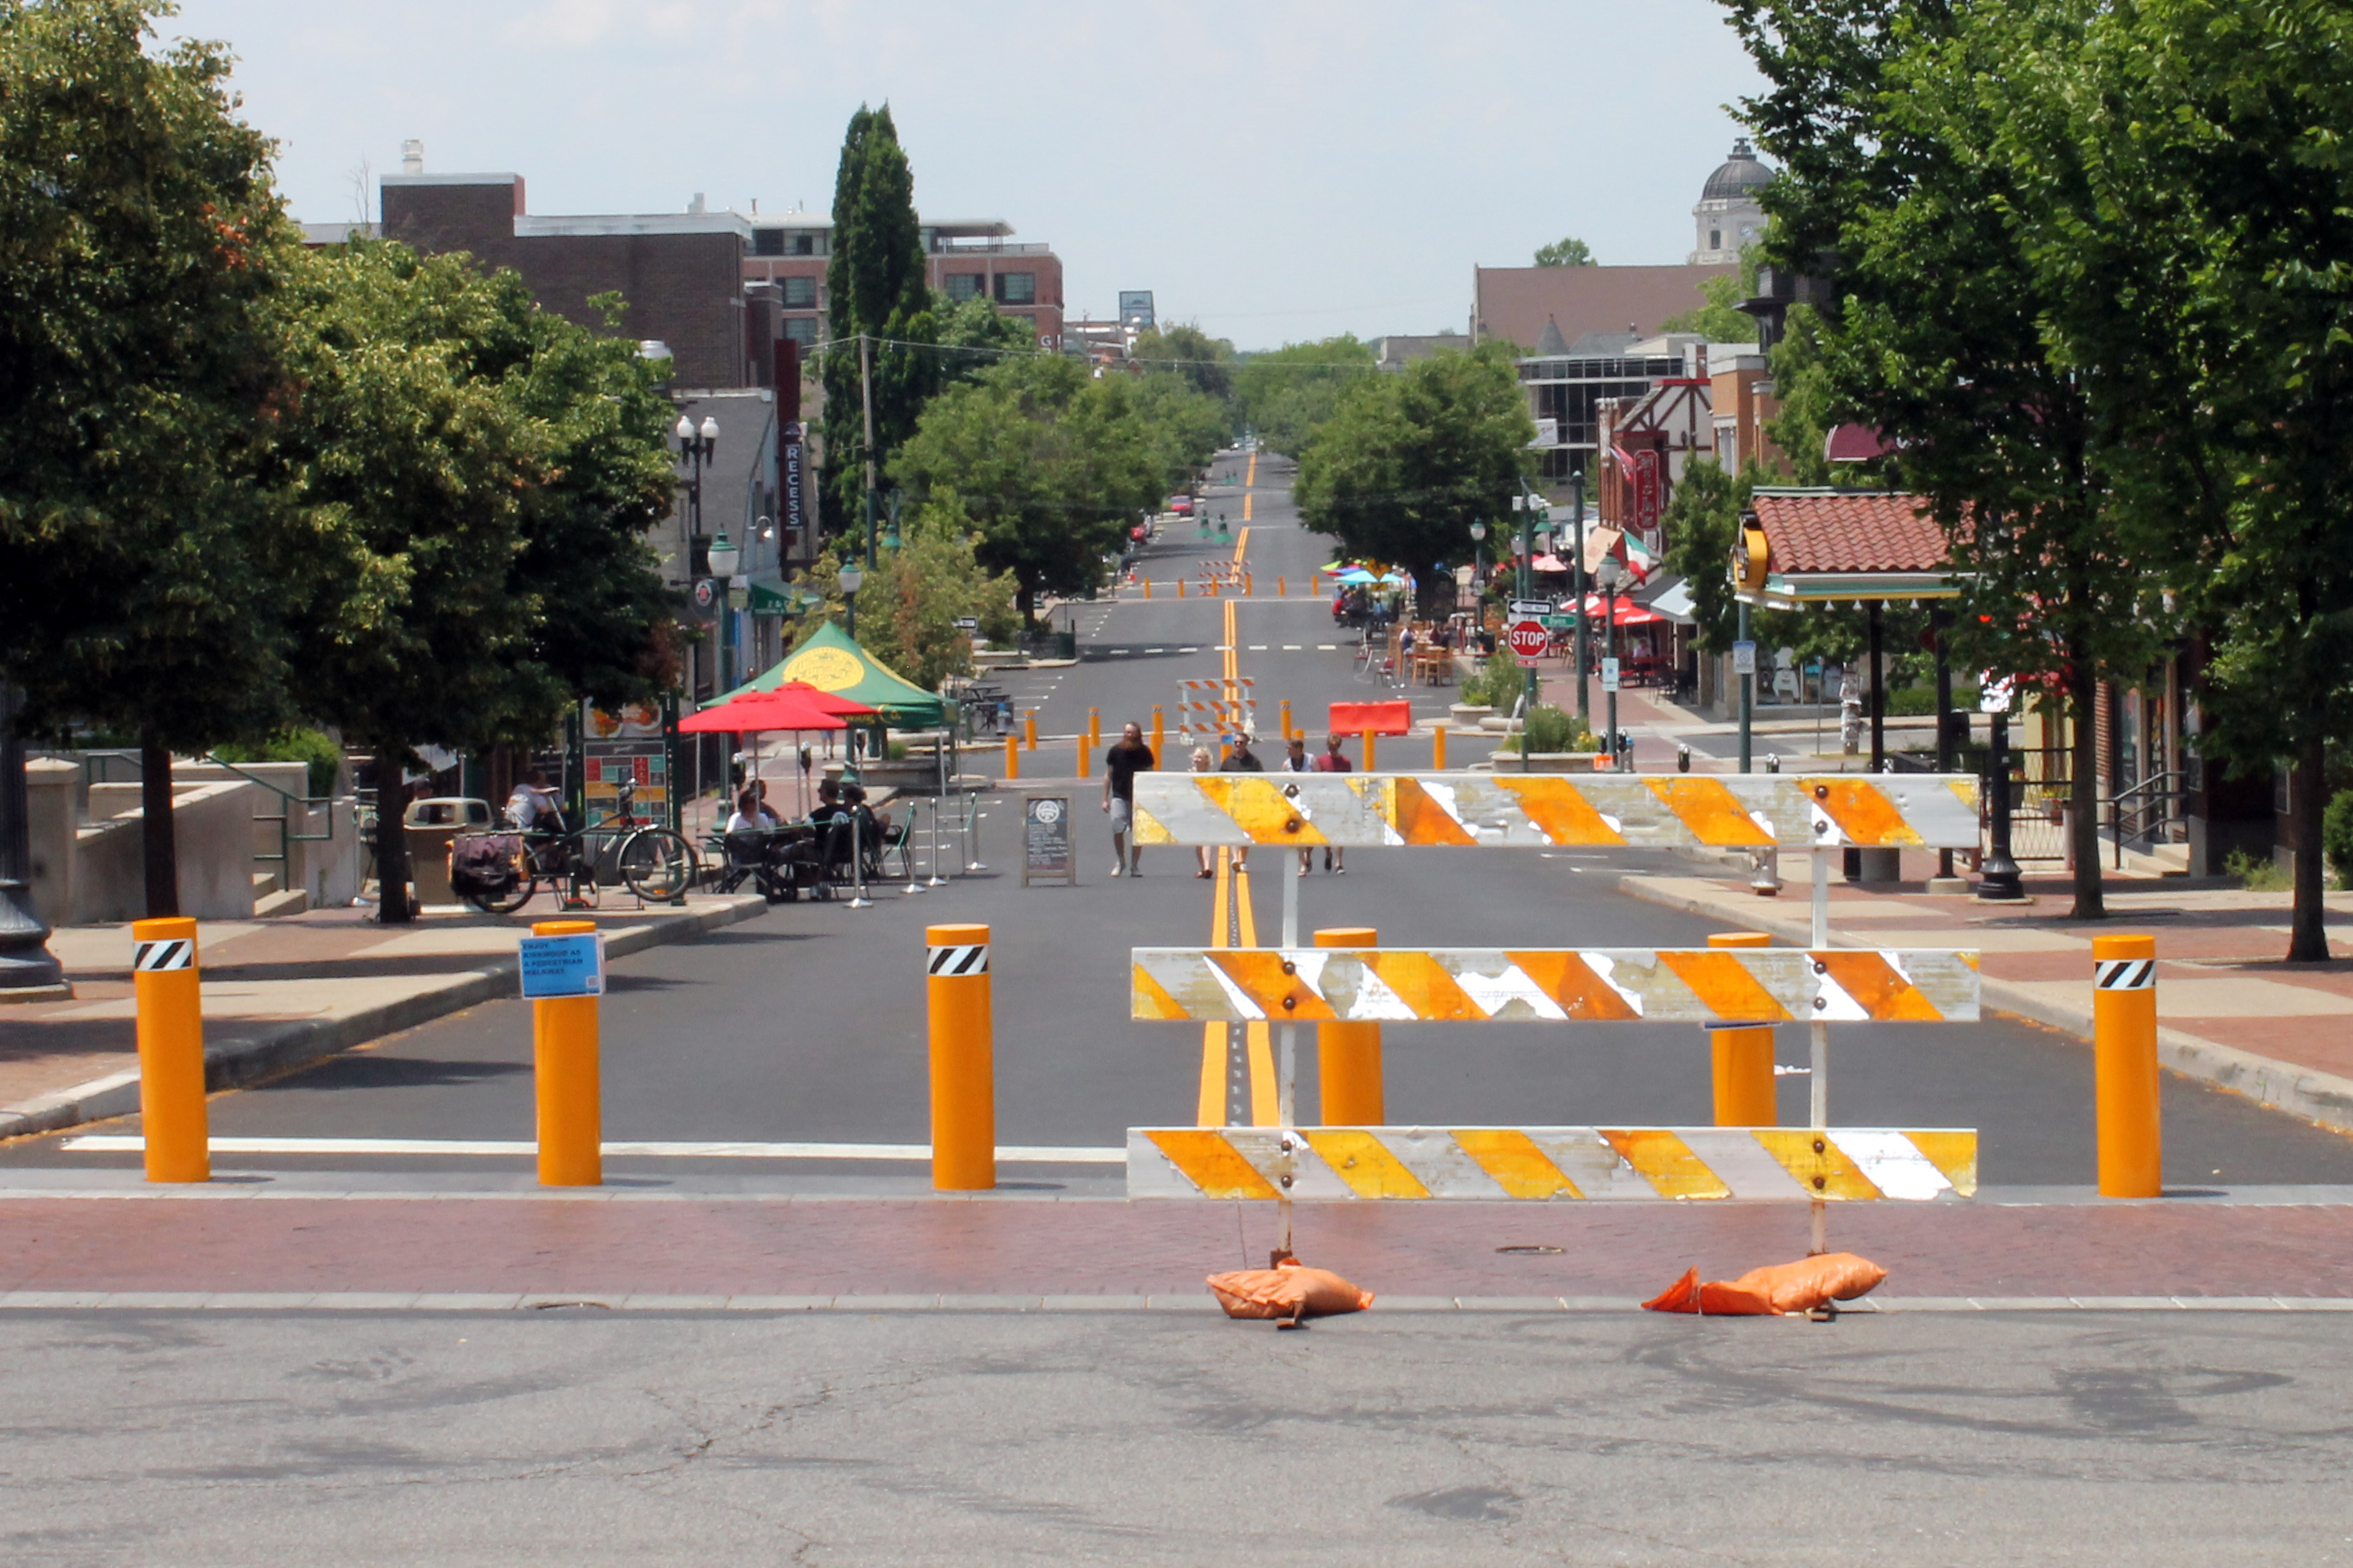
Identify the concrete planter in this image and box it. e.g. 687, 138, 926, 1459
1491, 751, 1610, 773
1449, 703, 1495, 724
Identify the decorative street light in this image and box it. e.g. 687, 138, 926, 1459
839, 563, 865, 641
706, 530, 740, 691
1596, 553, 1624, 767
1977, 675, 2027, 901
1469, 521, 1486, 586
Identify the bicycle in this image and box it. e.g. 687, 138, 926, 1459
450, 777, 700, 914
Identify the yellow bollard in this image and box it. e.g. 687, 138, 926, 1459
1150, 707, 1164, 767
531, 919, 601, 1188
1078, 732, 1089, 779
1361, 727, 1376, 771
1433, 721, 1448, 771
1278, 575, 1287, 598
1144, 577, 1153, 600
927, 923, 996, 1190
1280, 699, 1294, 742
1706, 932, 1776, 1127
1178, 578, 1187, 598
1004, 732, 1019, 781
1316, 927, 1384, 1124
2093, 934, 2161, 1197
131, 916, 208, 1184
1244, 571, 1253, 596
1088, 708, 1101, 748
1024, 710, 1037, 751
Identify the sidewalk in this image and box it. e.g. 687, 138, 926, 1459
0, 892, 766, 1142
1623, 863, 2353, 1136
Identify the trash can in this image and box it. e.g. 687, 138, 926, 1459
1055, 629, 1077, 660
404, 797, 495, 908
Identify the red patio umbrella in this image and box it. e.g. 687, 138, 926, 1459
677, 688, 848, 734
769, 680, 879, 718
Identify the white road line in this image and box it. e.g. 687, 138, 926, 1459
1247, 645, 1267, 651
1282, 645, 1302, 651
1145, 648, 1165, 654
57, 1135, 1126, 1163
1316, 644, 1338, 651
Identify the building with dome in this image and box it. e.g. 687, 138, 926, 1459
1690, 139, 1773, 265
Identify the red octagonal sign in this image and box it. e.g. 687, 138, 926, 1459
1506, 618, 1550, 663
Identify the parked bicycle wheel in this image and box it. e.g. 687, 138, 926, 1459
620, 828, 700, 901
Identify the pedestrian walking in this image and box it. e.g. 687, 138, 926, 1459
1311, 734, 1351, 873
1102, 721, 1154, 878
1189, 746, 1217, 877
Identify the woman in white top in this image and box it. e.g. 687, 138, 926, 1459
1190, 746, 1216, 878
724, 788, 779, 833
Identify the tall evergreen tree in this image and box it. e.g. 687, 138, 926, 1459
818, 106, 938, 547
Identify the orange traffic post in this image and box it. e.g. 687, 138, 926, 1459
1316, 927, 1384, 1123
1278, 575, 1287, 598
1244, 571, 1254, 596
927, 923, 996, 1190
530, 919, 602, 1187
1361, 727, 1376, 771
1706, 932, 1777, 1126
1280, 699, 1294, 741
1004, 732, 1019, 780
1023, 710, 1037, 751
1144, 577, 1154, 600
1088, 708, 1101, 748
2093, 934, 2161, 1197
1433, 721, 1448, 771
1178, 578, 1187, 598
1150, 707, 1165, 767
130, 916, 208, 1183
1078, 733, 1090, 779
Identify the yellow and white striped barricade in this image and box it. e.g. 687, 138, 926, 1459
1130, 771, 1981, 851
1130, 1125, 1977, 1202
1131, 946, 1979, 1026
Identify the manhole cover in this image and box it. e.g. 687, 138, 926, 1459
1494, 1244, 1563, 1256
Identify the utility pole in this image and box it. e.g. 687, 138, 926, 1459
1569, 472, 1589, 724
1515, 483, 1539, 725
859, 333, 879, 571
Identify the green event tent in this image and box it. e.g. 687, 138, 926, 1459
724, 620, 952, 728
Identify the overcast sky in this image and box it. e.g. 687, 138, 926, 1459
169, 0, 1766, 350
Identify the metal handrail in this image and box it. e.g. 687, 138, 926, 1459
2107, 769, 2184, 869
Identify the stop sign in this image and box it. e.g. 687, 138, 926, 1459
1505, 618, 1550, 663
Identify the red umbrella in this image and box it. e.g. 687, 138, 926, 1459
1577, 594, 1665, 627
677, 689, 848, 734
770, 680, 879, 718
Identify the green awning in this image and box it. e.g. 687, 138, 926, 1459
746, 578, 823, 617
725, 619, 952, 727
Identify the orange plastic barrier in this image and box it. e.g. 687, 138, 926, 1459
1206, 1260, 1374, 1321
1641, 1252, 1887, 1316
1328, 700, 1413, 737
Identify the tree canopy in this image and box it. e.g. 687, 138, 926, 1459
1534, 236, 1596, 267
1231, 335, 1378, 456
1293, 344, 1534, 584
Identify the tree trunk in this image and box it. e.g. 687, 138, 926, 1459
374, 746, 413, 925
2288, 731, 2328, 962
2067, 651, 2105, 920
139, 735, 179, 919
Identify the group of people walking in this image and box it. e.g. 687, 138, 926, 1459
1100, 724, 1355, 879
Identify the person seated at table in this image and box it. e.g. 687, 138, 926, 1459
842, 782, 895, 845
725, 788, 778, 833
807, 779, 849, 824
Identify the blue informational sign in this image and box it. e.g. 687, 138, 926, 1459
519, 932, 605, 999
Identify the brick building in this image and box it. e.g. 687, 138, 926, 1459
742, 213, 1065, 353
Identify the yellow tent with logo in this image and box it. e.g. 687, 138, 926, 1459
725, 620, 951, 728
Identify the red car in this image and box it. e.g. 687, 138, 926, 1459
1169, 495, 1194, 515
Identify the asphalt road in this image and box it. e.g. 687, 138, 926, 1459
5, 1308, 2351, 1566
11, 448, 2353, 1187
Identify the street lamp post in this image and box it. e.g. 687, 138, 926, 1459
1596, 554, 1623, 767
0, 684, 67, 999
839, 564, 864, 642
1977, 679, 2027, 901
706, 531, 740, 694
1468, 522, 1486, 619
1567, 474, 1589, 725
674, 413, 719, 696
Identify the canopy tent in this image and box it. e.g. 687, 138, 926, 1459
771, 680, 878, 719
725, 621, 952, 728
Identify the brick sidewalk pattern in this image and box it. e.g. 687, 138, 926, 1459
5, 1195, 2351, 1301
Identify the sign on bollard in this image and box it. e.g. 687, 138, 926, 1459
525, 919, 602, 1187
131, 916, 208, 1184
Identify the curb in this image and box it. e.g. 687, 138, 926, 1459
0, 896, 769, 1144
1617, 874, 2353, 1138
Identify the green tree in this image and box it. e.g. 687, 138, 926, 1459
1231, 335, 1378, 456
818, 106, 938, 543
1134, 322, 1238, 404
800, 492, 1019, 690
1727, 0, 2166, 919
1662, 252, 1763, 341
1131, 371, 1233, 498
1534, 236, 1596, 267
0, 0, 318, 916
891, 355, 1163, 619
934, 293, 1036, 386
1965, 0, 2353, 957
1293, 344, 1535, 594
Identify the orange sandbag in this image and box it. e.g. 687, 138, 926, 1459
1641, 1253, 1885, 1316
1206, 1259, 1375, 1320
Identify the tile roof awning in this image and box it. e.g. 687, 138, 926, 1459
1735, 488, 1968, 609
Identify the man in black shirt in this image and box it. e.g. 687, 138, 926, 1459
1101, 721, 1155, 878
